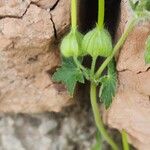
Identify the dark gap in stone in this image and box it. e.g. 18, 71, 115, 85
78, 0, 98, 33
105, 0, 121, 39
46, 66, 58, 77
27, 55, 38, 64
78, 0, 121, 70
77, 1, 123, 148
78, 0, 121, 37
50, 0, 60, 11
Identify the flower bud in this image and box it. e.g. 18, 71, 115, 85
60, 28, 83, 57
82, 26, 113, 58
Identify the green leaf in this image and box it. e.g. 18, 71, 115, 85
129, 0, 139, 10
130, 0, 150, 18
52, 57, 84, 95
146, 0, 150, 11
99, 60, 117, 109
145, 36, 150, 64
136, 0, 150, 12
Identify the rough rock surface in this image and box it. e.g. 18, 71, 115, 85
104, 0, 150, 149
0, 106, 96, 150
0, 0, 72, 113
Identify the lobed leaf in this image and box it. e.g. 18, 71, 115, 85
129, 0, 150, 18
53, 57, 84, 95
99, 60, 117, 109
129, 0, 139, 10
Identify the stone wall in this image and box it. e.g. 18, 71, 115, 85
0, 0, 73, 113
0, 106, 96, 150
105, 0, 150, 149
0, 0, 150, 149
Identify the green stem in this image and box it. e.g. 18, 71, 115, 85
121, 130, 130, 150
90, 83, 119, 150
98, 0, 104, 29
73, 57, 86, 72
91, 57, 97, 76
73, 57, 89, 79
95, 18, 136, 79
71, 0, 77, 29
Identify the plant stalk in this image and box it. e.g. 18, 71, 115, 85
90, 83, 119, 150
121, 130, 130, 150
71, 0, 77, 29
98, 0, 105, 29
91, 57, 97, 76
95, 18, 136, 79
73, 57, 89, 79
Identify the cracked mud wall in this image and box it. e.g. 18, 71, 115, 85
104, 0, 150, 149
0, 0, 73, 113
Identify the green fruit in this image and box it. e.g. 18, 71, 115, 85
82, 25, 112, 58
60, 28, 83, 57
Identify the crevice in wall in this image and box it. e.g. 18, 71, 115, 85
50, 13, 58, 39
0, 3, 30, 19
78, 0, 121, 38
76, 0, 121, 105
78, 0, 98, 33
77, 0, 121, 69
50, 0, 60, 11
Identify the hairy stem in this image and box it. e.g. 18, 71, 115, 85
122, 130, 130, 150
95, 18, 136, 79
71, 0, 77, 29
91, 57, 97, 76
98, 0, 105, 29
73, 57, 89, 79
90, 83, 119, 150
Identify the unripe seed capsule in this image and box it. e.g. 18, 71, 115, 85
82, 26, 113, 58
60, 28, 84, 57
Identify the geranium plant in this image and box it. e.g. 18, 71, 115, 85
53, 0, 150, 149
